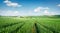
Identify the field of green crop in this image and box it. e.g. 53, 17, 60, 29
0, 16, 60, 33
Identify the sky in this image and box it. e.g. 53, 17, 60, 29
0, 0, 60, 16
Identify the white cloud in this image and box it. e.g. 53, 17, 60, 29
44, 10, 55, 15
34, 7, 41, 12
0, 11, 20, 16
57, 4, 60, 7
4, 0, 11, 3
34, 7, 55, 15
44, 10, 49, 14
4, 0, 22, 7
34, 7, 49, 12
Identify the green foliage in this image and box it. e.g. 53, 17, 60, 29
0, 16, 60, 33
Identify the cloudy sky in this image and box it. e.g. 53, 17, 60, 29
0, 0, 60, 16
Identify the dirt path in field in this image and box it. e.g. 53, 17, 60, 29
32, 23, 40, 33
34, 23, 40, 33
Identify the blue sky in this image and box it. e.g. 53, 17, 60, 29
0, 0, 60, 16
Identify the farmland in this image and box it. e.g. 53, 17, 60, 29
0, 16, 60, 33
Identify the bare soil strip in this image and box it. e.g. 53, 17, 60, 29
32, 23, 40, 33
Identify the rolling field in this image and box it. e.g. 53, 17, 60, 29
0, 16, 60, 33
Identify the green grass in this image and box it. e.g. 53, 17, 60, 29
0, 16, 60, 33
